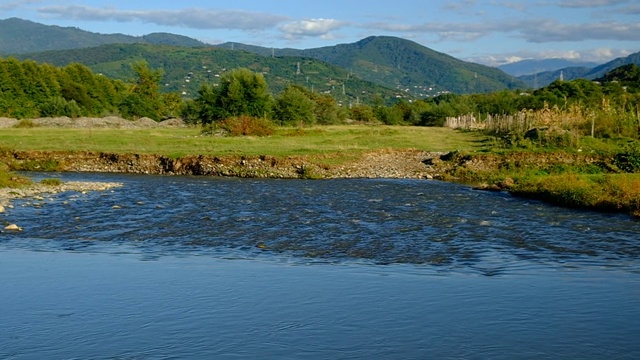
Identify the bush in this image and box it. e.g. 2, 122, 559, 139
203, 116, 275, 137
40, 178, 63, 186
613, 141, 640, 173
13, 119, 39, 128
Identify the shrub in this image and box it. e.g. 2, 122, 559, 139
40, 178, 63, 186
203, 115, 275, 137
13, 119, 39, 128
613, 141, 640, 173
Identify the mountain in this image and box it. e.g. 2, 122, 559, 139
217, 36, 525, 95
498, 58, 598, 77
3, 18, 524, 96
518, 51, 640, 88
15, 43, 401, 104
0, 17, 206, 54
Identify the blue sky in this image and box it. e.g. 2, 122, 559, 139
1, 0, 638, 66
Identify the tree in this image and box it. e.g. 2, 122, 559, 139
349, 104, 378, 123
314, 94, 345, 125
119, 62, 167, 120
274, 85, 316, 126
196, 68, 273, 124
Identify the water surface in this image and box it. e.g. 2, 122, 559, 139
1, 173, 639, 359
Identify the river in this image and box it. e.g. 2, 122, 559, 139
1, 173, 639, 359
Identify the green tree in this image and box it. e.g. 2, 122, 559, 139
274, 85, 316, 126
196, 68, 273, 124
314, 94, 345, 125
349, 104, 378, 123
119, 62, 167, 120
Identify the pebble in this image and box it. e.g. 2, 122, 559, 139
4, 224, 23, 231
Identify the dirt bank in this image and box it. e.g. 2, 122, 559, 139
1, 149, 444, 180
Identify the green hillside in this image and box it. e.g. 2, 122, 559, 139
0, 18, 205, 55
15, 43, 402, 105
218, 36, 525, 95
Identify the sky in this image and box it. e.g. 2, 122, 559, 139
1, 0, 639, 66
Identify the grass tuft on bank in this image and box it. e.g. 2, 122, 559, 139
511, 173, 640, 216
0, 163, 31, 188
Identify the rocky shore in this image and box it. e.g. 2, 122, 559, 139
2, 149, 444, 180
1, 181, 123, 231
0, 181, 123, 208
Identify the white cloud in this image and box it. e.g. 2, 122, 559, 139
0, 0, 42, 11
366, 18, 640, 43
37, 5, 289, 31
468, 47, 634, 66
555, 0, 630, 8
280, 19, 347, 39
521, 20, 640, 42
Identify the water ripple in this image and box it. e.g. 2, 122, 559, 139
3, 173, 640, 275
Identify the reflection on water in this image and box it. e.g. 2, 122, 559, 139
1, 173, 640, 359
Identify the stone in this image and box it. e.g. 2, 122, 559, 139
0, 205, 5, 213
500, 177, 515, 189
4, 224, 23, 231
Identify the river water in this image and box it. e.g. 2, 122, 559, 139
1, 173, 639, 359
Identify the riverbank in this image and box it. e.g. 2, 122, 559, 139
2, 148, 639, 218
427, 150, 640, 218
1, 148, 442, 179
0, 181, 123, 207
0, 121, 637, 218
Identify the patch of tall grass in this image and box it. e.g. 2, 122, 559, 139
0, 163, 31, 188
511, 173, 640, 216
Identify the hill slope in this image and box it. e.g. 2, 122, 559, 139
2, 18, 523, 96
218, 36, 525, 95
16, 43, 401, 104
518, 50, 640, 88
498, 58, 598, 77
0, 17, 206, 54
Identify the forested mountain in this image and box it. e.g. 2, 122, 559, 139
15, 43, 401, 104
518, 50, 640, 88
0, 18, 205, 55
498, 58, 598, 77
217, 36, 525, 95
2, 18, 524, 95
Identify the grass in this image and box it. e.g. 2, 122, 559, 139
511, 173, 640, 216
0, 165, 31, 188
0, 125, 487, 158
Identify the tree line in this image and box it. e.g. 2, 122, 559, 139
1, 57, 639, 140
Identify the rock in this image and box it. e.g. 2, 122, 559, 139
500, 177, 515, 189
0, 205, 5, 213
4, 224, 23, 231
474, 183, 501, 191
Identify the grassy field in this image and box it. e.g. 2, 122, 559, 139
0, 126, 487, 158
2, 125, 638, 217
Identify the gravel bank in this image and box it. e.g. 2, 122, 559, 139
0, 116, 185, 129
0, 181, 123, 208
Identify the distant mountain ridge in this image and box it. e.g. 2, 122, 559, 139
518, 51, 640, 88
498, 59, 599, 77
217, 36, 525, 95
8, 17, 639, 95
0, 17, 206, 54
0, 18, 524, 95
